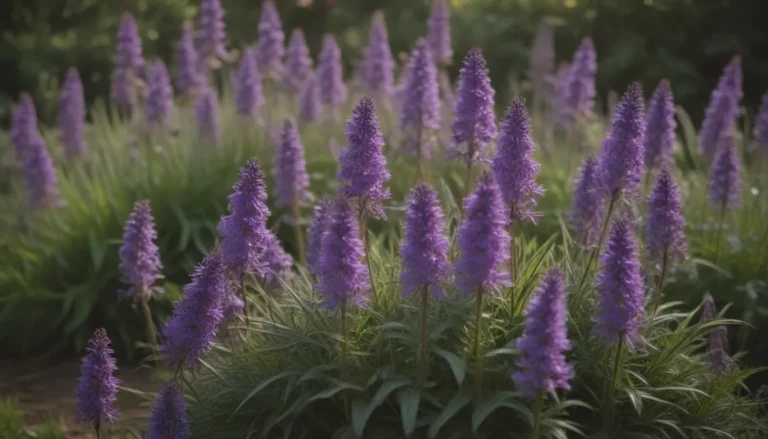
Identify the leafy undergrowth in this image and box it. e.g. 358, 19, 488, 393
0, 398, 65, 439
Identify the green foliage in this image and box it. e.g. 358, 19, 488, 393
0, 399, 65, 439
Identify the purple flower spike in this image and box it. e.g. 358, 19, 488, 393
455, 172, 511, 295
594, 220, 646, 348
256, 0, 285, 77
162, 250, 228, 369
145, 59, 174, 128
598, 83, 646, 201
12, 93, 38, 163
147, 381, 191, 439
338, 97, 391, 219
646, 170, 687, 264
513, 268, 573, 399
315, 198, 370, 310
492, 98, 543, 222
644, 80, 676, 171
400, 39, 441, 159
699, 56, 742, 158
299, 72, 323, 123
564, 37, 597, 125
283, 29, 312, 93
752, 91, 768, 154
317, 34, 347, 105
235, 48, 264, 118
76, 328, 119, 431
570, 156, 604, 248
59, 68, 87, 157
273, 120, 310, 207
701, 294, 731, 376
177, 26, 201, 94
261, 232, 294, 293
365, 11, 394, 93
427, 0, 452, 66
307, 196, 333, 276
195, 85, 221, 146
528, 22, 555, 104
198, 0, 227, 62
115, 12, 144, 73
400, 183, 451, 298
119, 200, 163, 301
708, 136, 741, 211
219, 158, 271, 277
451, 48, 497, 165
23, 134, 62, 210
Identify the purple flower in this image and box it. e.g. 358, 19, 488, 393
570, 156, 604, 248
147, 381, 191, 439
644, 80, 676, 170
752, 91, 768, 154
338, 97, 391, 219
307, 196, 333, 276
451, 48, 497, 165
594, 220, 646, 348
564, 38, 597, 125
261, 232, 294, 293
12, 92, 38, 163
145, 59, 174, 128
492, 98, 543, 222
177, 26, 202, 94
315, 198, 370, 309
513, 267, 573, 399
58, 68, 87, 157
299, 71, 323, 123
235, 48, 264, 118
699, 56, 742, 158
455, 172, 511, 295
198, 0, 227, 62
427, 0, 452, 66
400, 39, 441, 158
195, 85, 221, 146
119, 200, 163, 301
701, 294, 731, 376
23, 134, 62, 209
400, 183, 451, 298
115, 12, 144, 73
598, 83, 646, 201
75, 328, 119, 431
317, 34, 347, 105
528, 22, 555, 105
283, 29, 312, 93
646, 170, 687, 264
365, 12, 394, 93
273, 120, 310, 207
162, 250, 228, 369
219, 159, 271, 277
256, 0, 285, 77
708, 136, 741, 210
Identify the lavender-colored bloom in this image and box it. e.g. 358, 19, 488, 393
315, 198, 370, 309
708, 136, 741, 210
699, 56, 742, 158
235, 49, 264, 117
364, 12, 394, 93
564, 38, 597, 125
58, 68, 87, 157
400, 39, 441, 158
451, 48, 497, 165
338, 97, 391, 219
273, 120, 310, 207
528, 22, 555, 104
256, 0, 285, 77
513, 268, 573, 399
492, 98, 543, 222
644, 80, 676, 170
299, 72, 323, 123
145, 59, 174, 128
11, 93, 38, 163
261, 232, 294, 293
427, 0, 452, 66
307, 196, 333, 275
177, 26, 201, 94
198, 0, 227, 62
552, 62, 571, 128
400, 184, 451, 298
570, 156, 604, 248
147, 381, 191, 439
594, 220, 646, 348
283, 29, 312, 93
115, 12, 143, 73
701, 294, 731, 376
646, 170, 687, 263
119, 200, 163, 301
23, 134, 61, 209
317, 34, 347, 105
196, 85, 221, 146
752, 91, 768, 154
598, 83, 646, 200
162, 251, 228, 369
75, 328, 119, 430
455, 172, 511, 295
219, 159, 271, 277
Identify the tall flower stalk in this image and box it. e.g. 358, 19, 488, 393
708, 136, 741, 263
75, 329, 119, 439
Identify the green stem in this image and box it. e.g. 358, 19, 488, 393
531, 391, 544, 439
417, 286, 430, 388
340, 298, 349, 416
139, 291, 158, 357
95, 425, 100, 439
577, 195, 617, 293
472, 287, 484, 397
509, 219, 518, 304
650, 247, 669, 315
604, 338, 625, 432
359, 205, 378, 301
291, 195, 306, 266
714, 202, 726, 265
239, 274, 249, 326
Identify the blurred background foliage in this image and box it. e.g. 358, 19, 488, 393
1, 0, 767, 128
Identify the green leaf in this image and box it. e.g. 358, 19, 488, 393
432, 347, 465, 385
351, 379, 411, 437
471, 391, 523, 433
231, 371, 300, 417
427, 390, 471, 439
308, 381, 363, 403
396, 388, 420, 437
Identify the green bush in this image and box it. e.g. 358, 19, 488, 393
0, 399, 65, 439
